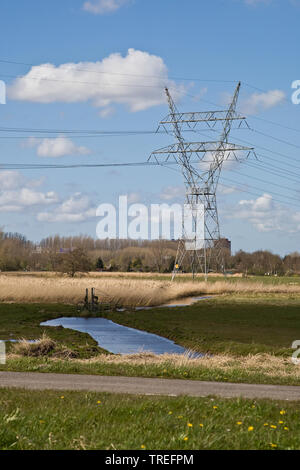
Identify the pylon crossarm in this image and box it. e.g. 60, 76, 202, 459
159, 110, 246, 128
149, 141, 252, 158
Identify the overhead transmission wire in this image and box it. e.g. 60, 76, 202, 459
1, 60, 300, 134
0, 63, 299, 206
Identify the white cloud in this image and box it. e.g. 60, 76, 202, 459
37, 193, 96, 223
83, 0, 131, 14
0, 171, 25, 190
0, 171, 59, 213
229, 193, 300, 232
24, 136, 91, 158
0, 189, 58, 212
126, 192, 141, 204
240, 90, 285, 115
160, 185, 184, 201
98, 106, 115, 118
218, 183, 240, 195
8, 49, 185, 113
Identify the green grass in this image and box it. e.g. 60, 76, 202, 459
0, 303, 108, 358
1, 295, 300, 359
0, 388, 299, 450
91, 273, 300, 285
103, 294, 300, 356
1, 354, 300, 386
1, 296, 300, 385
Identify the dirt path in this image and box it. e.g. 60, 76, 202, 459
1, 372, 300, 400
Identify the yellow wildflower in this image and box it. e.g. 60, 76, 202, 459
248, 426, 254, 432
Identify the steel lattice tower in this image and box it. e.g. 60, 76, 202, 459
149, 82, 254, 280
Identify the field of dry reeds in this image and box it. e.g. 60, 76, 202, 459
1, 272, 300, 306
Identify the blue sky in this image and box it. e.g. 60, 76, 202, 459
0, 0, 299, 254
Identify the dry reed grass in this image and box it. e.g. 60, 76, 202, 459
12, 334, 56, 357
12, 335, 77, 358
1, 274, 300, 306
59, 351, 300, 380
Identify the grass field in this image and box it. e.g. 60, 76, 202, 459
0, 388, 299, 450
104, 295, 300, 356
1, 295, 300, 385
1, 272, 300, 306
0, 303, 107, 358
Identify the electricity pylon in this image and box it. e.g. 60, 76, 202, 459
148, 82, 254, 280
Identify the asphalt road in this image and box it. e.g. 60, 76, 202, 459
1, 371, 300, 400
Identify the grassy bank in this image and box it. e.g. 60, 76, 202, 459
1, 296, 300, 385
103, 294, 300, 356
2, 351, 300, 386
1, 295, 299, 357
0, 388, 299, 450
0, 303, 107, 358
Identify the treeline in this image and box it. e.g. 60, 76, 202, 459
0, 232, 299, 276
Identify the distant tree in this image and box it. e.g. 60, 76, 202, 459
95, 257, 104, 270
60, 248, 91, 277
131, 257, 143, 272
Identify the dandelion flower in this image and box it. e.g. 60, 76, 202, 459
248, 426, 254, 432
213, 406, 218, 410
284, 427, 289, 431
183, 437, 188, 441
141, 445, 146, 449
60, 396, 65, 399
264, 423, 269, 427
280, 410, 286, 415
236, 422, 242, 426
168, 411, 173, 415
187, 423, 193, 427
270, 425, 277, 429
270, 443, 277, 448
199, 424, 204, 428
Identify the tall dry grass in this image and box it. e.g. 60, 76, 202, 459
12, 334, 56, 357
81, 351, 299, 380
0, 273, 300, 305
17, 351, 299, 381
